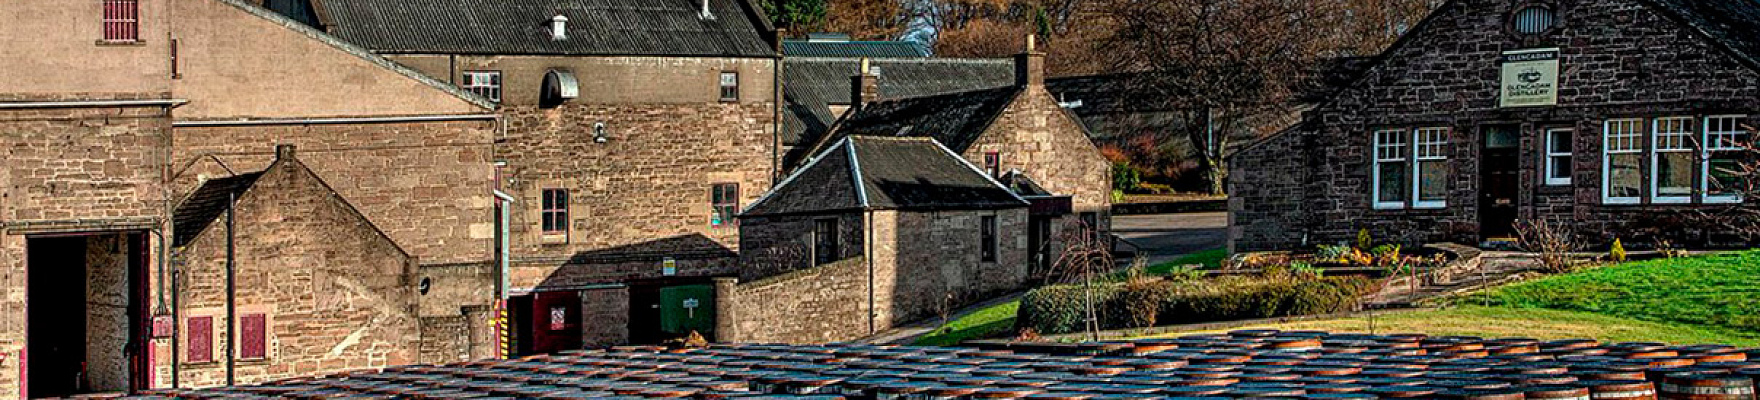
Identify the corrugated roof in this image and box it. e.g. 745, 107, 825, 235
173, 172, 264, 247
782, 40, 931, 58
818, 86, 1023, 155
782, 57, 1015, 146
744, 137, 1025, 216
308, 0, 777, 57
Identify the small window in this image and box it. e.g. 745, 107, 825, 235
1705, 116, 1749, 203
1513, 6, 1555, 35
711, 183, 739, 227
719, 71, 739, 102
541, 189, 569, 236
462, 71, 503, 102
1413, 128, 1450, 209
1373, 130, 1409, 209
980, 215, 998, 262
983, 152, 1001, 177
102, 0, 140, 43
187, 316, 213, 363
239, 314, 268, 360
1544, 128, 1573, 186
1652, 117, 1695, 203
1603, 119, 1645, 204
813, 218, 838, 266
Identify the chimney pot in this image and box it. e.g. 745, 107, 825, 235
550, 15, 569, 41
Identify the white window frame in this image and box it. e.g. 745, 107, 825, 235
462, 71, 502, 102
1602, 119, 1644, 205
1703, 115, 1748, 204
1650, 117, 1695, 204
1372, 129, 1408, 210
1544, 128, 1573, 186
1412, 127, 1450, 209
718, 71, 739, 102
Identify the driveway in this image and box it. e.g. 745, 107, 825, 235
1113, 212, 1228, 265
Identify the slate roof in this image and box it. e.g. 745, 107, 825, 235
173, 172, 265, 247
307, 0, 777, 57
814, 86, 1024, 155
782, 40, 931, 58
1642, 0, 1760, 70
744, 137, 1026, 216
999, 170, 1053, 197
782, 57, 1015, 145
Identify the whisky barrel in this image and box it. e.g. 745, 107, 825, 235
1577, 380, 1657, 400
1524, 385, 1593, 400
1437, 388, 1527, 400
1657, 374, 1755, 400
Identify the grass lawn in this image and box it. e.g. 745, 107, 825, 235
1139, 306, 1760, 346
914, 299, 1019, 346
1144, 248, 1229, 275
1463, 250, 1760, 332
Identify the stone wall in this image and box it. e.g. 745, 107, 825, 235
0, 1, 173, 98
1228, 129, 1312, 252
871, 208, 1029, 329
578, 287, 630, 347
968, 88, 1113, 221
1231, 0, 1760, 251
736, 212, 866, 281
717, 257, 871, 344
169, 155, 419, 387
85, 234, 132, 392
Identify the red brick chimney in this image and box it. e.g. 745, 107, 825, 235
850, 57, 880, 110
1015, 34, 1045, 87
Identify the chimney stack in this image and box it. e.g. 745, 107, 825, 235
550, 15, 569, 41
850, 58, 880, 111
1014, 34, 1045, 87
275, 144, 297, 161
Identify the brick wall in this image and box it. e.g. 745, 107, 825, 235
1229, 130, 1312, 252
168, 154, 420, 387
578, 287, 629, 347
1231, 0, 1760, 251
172, 121, 498, 266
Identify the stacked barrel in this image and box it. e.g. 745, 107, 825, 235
126, 330, 1759, 399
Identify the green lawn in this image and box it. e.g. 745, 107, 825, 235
914, 299, 1020, 346
1145, 248, 1229, 275
1463, 250, 1760, 333
1138, 306, 1760, 346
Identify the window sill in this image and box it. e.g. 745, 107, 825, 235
1601, 198, 1642, 205
95, 39, 145, 46
540, 234, 568, 245
1651, 197, 1693, 204
1705, 197, 1744, 205
1544, 180, 1572, 187
1413, 202, 1448, 210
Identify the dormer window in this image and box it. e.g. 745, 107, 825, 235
1512, 6, 1556, 35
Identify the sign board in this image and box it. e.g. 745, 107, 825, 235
1500, 48, 1560, 108
663, 257, 677, 276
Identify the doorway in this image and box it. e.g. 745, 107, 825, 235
1027, 216, 1052, 279
1480, 125, 1522, 239
508, 290, 581, 356
26, 232, 148, 398
627, 280, 716, 345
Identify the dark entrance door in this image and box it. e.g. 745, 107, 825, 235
509, 291, 582, 355
28, 236, 88, 398
27, 233, 149, 398
1027, 217, 1052, 279
1480, 125, 1522, 239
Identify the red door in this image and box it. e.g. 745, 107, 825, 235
527, 291, 582, 354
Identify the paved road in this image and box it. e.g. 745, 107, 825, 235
1113, 212, 1228, 265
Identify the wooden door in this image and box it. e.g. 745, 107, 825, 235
1480, 125, 1522, 239
527, 291, 582, 354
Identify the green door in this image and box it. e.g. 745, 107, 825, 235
657, 284, 715, 339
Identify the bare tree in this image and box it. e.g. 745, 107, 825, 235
1686, 128, 1760, 243
1045, 217, 1113, 341
1513, 219, 1582, 273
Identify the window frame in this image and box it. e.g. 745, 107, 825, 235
718, 71, 739, 102
980, 215, 998, 263
238, 313, 269, 361
812, 218, 839, 266
462, 70, 503, 102
1650, 117, 1696, 204
1703, 115, 1748, 204
186, 315, 214, 364
540, 188, 570, 237
1544, 128, 1574, 186
1412, 127, 1451, 209
983, 151, 1002, 177
1602, 119, 1645, 205
1372, 129, 1410, 210
102, 0, 141, 43
710, 183, 739, 227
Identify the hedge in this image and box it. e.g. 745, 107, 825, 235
1018, 276, 1379, 335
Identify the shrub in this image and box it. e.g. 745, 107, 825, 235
1357, 229, 1374, 250
1018, 275, 1378, 334
1018, 284, 1118, 335
1610, 238, 1627, 262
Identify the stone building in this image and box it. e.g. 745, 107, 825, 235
1230, 0, 1760, 252
782, 57, 1015, 170
804, 40, 1113, 275
726, 136, 1030, 343
1, 0, 498, 396
263, 0, 783, 348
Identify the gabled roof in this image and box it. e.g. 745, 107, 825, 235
744, 137, 1027, 216
174, 172, 264, 247
782, 40, 932, 58
782, 57, 1015, 145
1641, 0, 1760, 71
307, 0, 777, 57
817, 86, 1024, 155
999, 170, 1054, 198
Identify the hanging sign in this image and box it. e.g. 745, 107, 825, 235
1500, 48, 1560, 108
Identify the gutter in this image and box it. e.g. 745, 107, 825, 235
0, 99, 188, 109
174, 114, 499, 127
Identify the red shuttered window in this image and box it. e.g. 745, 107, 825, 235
187, 316, 213, 363
239, 314, 268, 360
102, 0, 140, 43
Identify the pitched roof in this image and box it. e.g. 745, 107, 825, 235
817, 86, 1024, 154
744, 137, 1026, 216
999, 170, 1053, 197
782, 57, 1015, 145
1641, 0, 1760, 70
782, 40, 932, 58
173, 172, 264, 247
308, 0, 777, 57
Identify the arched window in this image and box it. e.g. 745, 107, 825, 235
1513, 6, 1556, 35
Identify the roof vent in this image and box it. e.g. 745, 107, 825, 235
550, 15, 569, 41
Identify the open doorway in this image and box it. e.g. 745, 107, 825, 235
26, 232, 147, 398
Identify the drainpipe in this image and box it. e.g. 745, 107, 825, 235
224, 192, 237, 386
866, 211, 876, 335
